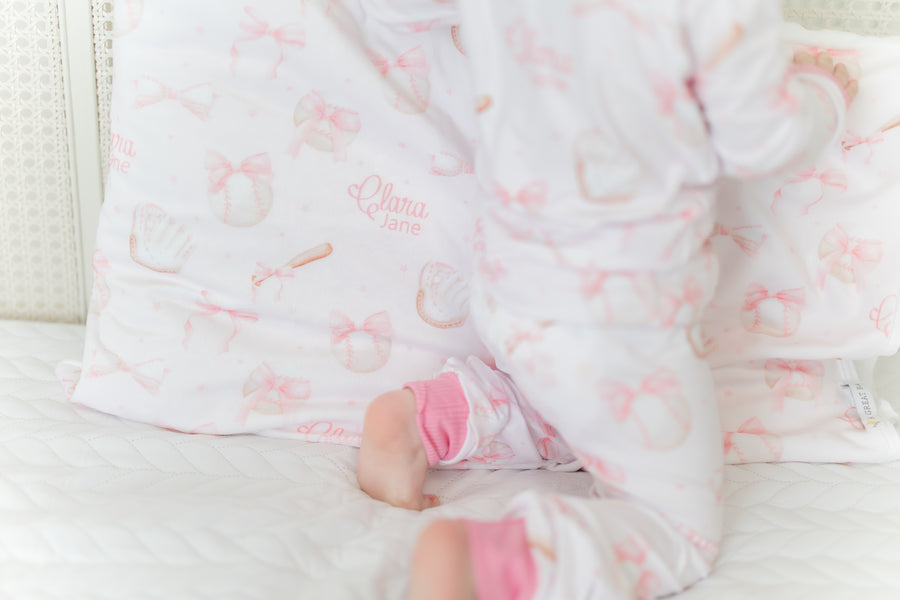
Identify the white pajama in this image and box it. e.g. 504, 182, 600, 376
430, 1, 846, 598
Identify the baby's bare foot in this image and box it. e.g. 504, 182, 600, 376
357, 389, 439, 511
407, 520, 476, 600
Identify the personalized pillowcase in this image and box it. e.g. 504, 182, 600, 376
64, 0, 490, 441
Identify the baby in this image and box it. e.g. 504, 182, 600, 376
359, 2, 856, 598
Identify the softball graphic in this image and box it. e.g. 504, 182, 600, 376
206, 151, 274, 227
330, 310, 393, 373
740, 284, 805, 338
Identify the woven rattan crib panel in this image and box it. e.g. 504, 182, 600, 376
92, 0, 113, 188
0, 0, 82, 322
784, 0, 900, 35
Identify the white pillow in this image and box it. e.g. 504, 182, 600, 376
707, 24, 900, 463
66, 0, 489, 439
63, 5, 900, 466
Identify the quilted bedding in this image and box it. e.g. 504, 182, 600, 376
3, 319, 900, 599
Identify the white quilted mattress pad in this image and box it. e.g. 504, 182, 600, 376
3, 319, 900, 599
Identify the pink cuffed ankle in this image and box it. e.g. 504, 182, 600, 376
404, 372, 470, 466
464, 518, 537, 600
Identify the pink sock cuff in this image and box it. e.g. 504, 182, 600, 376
404, 372, 470, 466
465, 518, 537, 600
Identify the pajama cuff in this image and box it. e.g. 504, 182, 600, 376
404, 372, 469, 466
464, 518, 537, 600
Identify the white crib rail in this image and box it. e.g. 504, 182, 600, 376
59, 0, 104, 320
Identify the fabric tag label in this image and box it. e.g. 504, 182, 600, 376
844, 383, 881, 430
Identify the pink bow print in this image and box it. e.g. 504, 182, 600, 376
817, 225, 883, 290
230, 7, 305, 78
251, 263, 294, 299
468, 441, 515, 465
723, 417, 782, 463
183, 290, 259, 353
742, 284, 805, 312
842, 131, 885, 163
661, 276, 704, 327
371, 46, 429, 79
289, 91, 361, 161
240, 362, 310, 422
330, 310, 393, 343
771, 167, 847, 215
134, 79, 215, 119
206, 152, 272, 194
870, 295, 897, 339
600, 369, 683, 424
764, 358, 825, 412
714, 222, 768, 257
614, 537, 661, 598
87, 347, 166, 394
496, 182, 547, 211
839, 407, 866, 431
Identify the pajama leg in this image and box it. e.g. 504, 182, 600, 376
469, 304, 723, 599
409, 356, 579, 471
449, 1, 725, 596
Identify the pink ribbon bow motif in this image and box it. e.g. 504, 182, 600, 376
183, 290, 259, 353
771, 167, 848, 215
330, 310, 393, 344
870, 295, 897, 339
429, 152, 474, 177
91, 249, 111, 311
230, 7, 305, 78
134, 78, 216, 119
87, 346, 167, 394
614, 536, 650, 567
289, 91, 361, 161
371, 46, 430, 80
742, 284, 806, 314
661, 276, 704, 327
600, 369, 686, 435
714, 222, 768, 257
839, 407, 866, 431
614, 535, 663, 597
469, 441, 515, 465
251, 262, 295, 299
723, 417, 782, 463
764, 358, 825, 412
817, 225, 883, 290
842, 130, 885, 163
239, 362, 311, 423
535, 420, 562, 461
496, 181, 547, 212
205, 151, 272, 194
